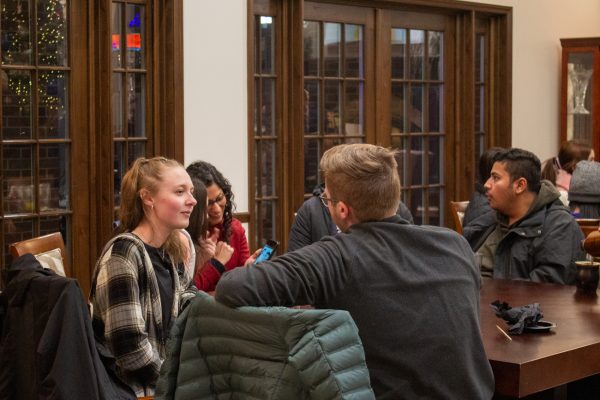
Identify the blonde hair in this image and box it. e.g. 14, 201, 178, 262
320, 144, 401, 222
118, 156, 188, 263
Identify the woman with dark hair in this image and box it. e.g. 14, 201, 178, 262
90, 157, 198, 396
462, 147, 503, 227
541, 140, 594, 205
185, 177, 234, 282
186, 161, 254, 291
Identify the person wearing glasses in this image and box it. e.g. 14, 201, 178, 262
288, 182, 414, 251
186, 161, 256, 291
216, 144, 494, 399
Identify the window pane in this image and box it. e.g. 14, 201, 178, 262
304, 80, 319, 134
391, 28, 406, 79
256, 139, 276, 196
4, 218, 35, 266
324, 23, 341, 77
1, 0, 32, 64
128, 141, 145, 169
4, 144, 34, 214
112, 73, 123, 137
428, 187, 441, 226
38, 70, 68, 139
260, 78, 275, 136
37, 0, 68, 66
428, 136, 442, 185
344, 24, 363, 78
391, 82, 406, 133
411, 188, 424, 225
409, 30, 424, 80
391, 136, 409, 188
304, 138, 320, 193
476, 34, 485, 83
410, 84, 423, 133
259, 16, 274, 74
428, 84, 443, 133
344, 81, 363, 136
125, 4, 144, 69
40, 143, 69, 210
111, 3, 123, 68
127, 73, 145, 137
410, 136, 425, 186
428, 31, 443, 80
258, 200, 276, 245
2, 70, 32, 139
40, 216, 68, 242
114, 141, 124, 205
324, 80, 340, 134
475, 85, 484, 132
304, 21, 320, 76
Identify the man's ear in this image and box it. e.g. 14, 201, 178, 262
513, 177, 528, 194
336, 200, 350, 219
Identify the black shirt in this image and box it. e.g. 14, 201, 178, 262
144, 243, 174, 333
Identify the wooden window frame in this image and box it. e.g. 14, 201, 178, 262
248, 0, 511, 250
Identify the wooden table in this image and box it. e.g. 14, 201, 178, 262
480, 278, 600, 398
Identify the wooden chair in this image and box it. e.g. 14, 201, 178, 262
9, 232, 69, 277
450, 201, 470, 235
576, 219, 600, 238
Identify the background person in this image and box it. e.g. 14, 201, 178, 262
186, 161, 256, 291
89, 157, 198, 397
540, 140, 594, 205
568, 160, 600, 219
216, 144, 494, 399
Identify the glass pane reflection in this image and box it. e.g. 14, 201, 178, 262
391, 28, 406, 79
2, 70, 32, 139
112, 73, 124, 137
128, 141, 145, 169
125, 4, 144, 69
344, 24, 363, 78
111, 3, 123, 68
344, 81, 363, 136
40, 143, 69, 210
260, 15, 274, 74
304, 80, 319, 134
260, 78, 275, 136
324, 80, 340, 134
428, 136, 442, 185
38, 70, 68, 139
1, 0, 32, 65
258, 139, 276, 196
4, 218, 35, 267
304, 139, 320, 193
3, 144, 34, 214
409, 30, 424, 80
258, 200, 276, 246
391, 83, 406, 133
428, 31, 443, 80
410, 84, 423, 133
127, 73, 145, 137
113, 142, 125, 205
323, 23, 341, 77
37, 0, 68, 66
428, 84, 443, 133
304, 21, 320, 76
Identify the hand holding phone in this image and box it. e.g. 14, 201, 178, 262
255, 239, 279, 263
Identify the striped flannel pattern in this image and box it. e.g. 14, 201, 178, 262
90, 232, 196, 397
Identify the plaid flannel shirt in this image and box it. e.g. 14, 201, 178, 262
90, 231, 196, 397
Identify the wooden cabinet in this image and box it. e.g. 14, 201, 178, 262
560, 37, 600, 156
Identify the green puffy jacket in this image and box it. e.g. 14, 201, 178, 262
156, 292, 374, 400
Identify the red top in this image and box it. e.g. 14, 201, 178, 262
194, 218, 250, 291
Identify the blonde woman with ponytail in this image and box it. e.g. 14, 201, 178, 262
89, 157, 198, 397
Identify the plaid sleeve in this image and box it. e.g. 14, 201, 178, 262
94, 239, 161, 378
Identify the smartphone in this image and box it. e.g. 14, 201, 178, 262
255, 239, 279, 263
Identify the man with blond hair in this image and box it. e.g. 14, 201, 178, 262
216, 144, 494, 399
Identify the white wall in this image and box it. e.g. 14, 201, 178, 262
183, 0, 600, 212
183, 0, 248, 212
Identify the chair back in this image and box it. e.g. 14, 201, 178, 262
450, 201, 469, 235
576, 219, 600, 239
9, 232, 69, 277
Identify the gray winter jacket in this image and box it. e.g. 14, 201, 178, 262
465, 181, 586, 284
155, 292, 374, 400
